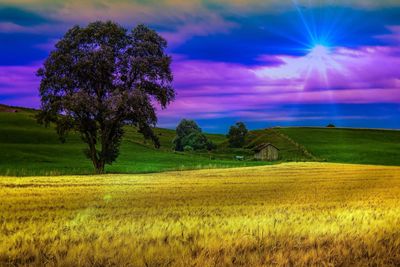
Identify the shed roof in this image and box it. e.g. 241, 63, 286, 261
253, 143, 280, 152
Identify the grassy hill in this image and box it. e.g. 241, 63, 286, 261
2, 104, 399, 176
278, 127, 400, 166
0, 106, 268, 176
3, 105, 307, 176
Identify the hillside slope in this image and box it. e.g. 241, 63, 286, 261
213, 128, 315, 161
246, 128, 316, 161
2, 105, 399, 175
278, 127, 400, 166
0, 106, 265, 176
0, 107, 266, 176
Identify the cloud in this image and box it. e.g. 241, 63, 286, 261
0, 22, 66, 34
1, 1, 400, 131
176, 7, 400, 64
204, 0, 400, 10
160, 16, 237, 48
0, 64, 40, 108
0, 6, 50, 26
3, 1, 399, 49
1, 45, 399, 131
155, 42, 400, 124
0, 1, 239, 50
254, 45, 400, 91
377, 25, 400, 44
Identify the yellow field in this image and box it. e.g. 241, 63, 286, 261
1, 163, 400, 266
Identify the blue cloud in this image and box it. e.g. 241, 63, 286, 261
174, 7, 400, 65
0, 6, 50, 26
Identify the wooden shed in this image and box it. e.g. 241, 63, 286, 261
253, 143, 280, 161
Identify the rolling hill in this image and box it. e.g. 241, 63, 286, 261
1, 105, 302, 176
278, 127, 400, 166
0, 105, 269, 176
1, 104, 399, 176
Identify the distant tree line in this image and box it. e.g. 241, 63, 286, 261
172, 120, 249, 151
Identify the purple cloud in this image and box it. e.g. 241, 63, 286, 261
0, 65, 40, 107
2, 41, 400, 124
157, 40, 400, 123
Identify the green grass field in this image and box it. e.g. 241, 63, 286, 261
1, 105, 400, 176
1, 163, 400, 266
0, 105, 314, 176
278, 127, 400, 166
0, 108, 267, 176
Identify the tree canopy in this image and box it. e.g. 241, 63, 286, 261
173, 119, 215, 151
227, 122, 248, 148
37, 21, 175, 173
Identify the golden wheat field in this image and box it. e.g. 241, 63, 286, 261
1, 163, 400, 266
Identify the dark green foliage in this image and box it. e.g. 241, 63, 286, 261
207, 140, 217, 151
181, 131, 215, 151
183, 145, 194, 152
37, 21, 174, 173
327, 124, 336, 128
175, 119, 201, 137
173, 119, 201, 151
181, 132, 208, 150
227, 122, 248, 148
173, 119, 215, 151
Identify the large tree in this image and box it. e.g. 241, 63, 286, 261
37, 21, 175, 173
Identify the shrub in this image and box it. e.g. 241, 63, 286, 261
183, 145, 194, 152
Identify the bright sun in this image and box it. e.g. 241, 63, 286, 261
309, 44, 330, 58
303, 44, 341, 85
306, 44, 332, 73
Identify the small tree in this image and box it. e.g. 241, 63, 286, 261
37, 21, 175, 174
173, 119, 201, 151
181, 132, 209, 151
173, 119, 215, 151
227, 122, 248, 148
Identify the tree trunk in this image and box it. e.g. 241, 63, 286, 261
85, 132, 105, 174
94, 160, 105, 174
89, 150, 105, 174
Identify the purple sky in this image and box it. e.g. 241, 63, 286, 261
1, 1, 400, 132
